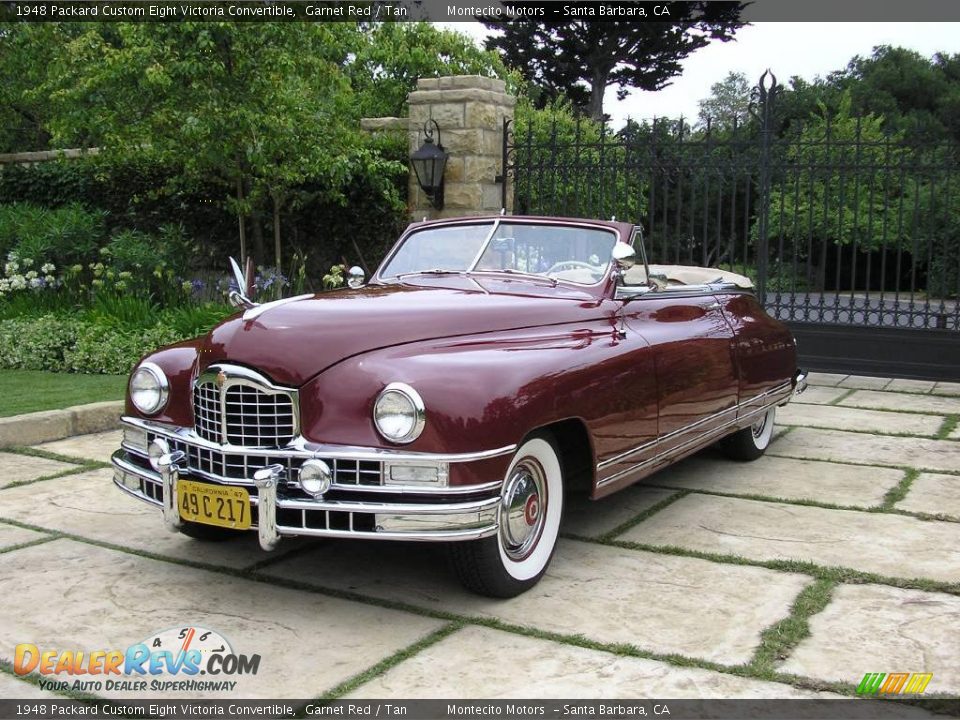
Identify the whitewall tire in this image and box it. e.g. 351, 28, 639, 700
451, 433, 564, 597
720, 407, 776, 461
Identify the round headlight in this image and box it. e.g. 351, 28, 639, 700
373, 383, 425, 444
299, 459, 332, 498
130, 362, 169, 415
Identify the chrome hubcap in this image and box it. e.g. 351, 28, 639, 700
500, 459, 547, 561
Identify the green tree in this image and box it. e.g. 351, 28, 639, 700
697, 71, 751, 131
39, 23, 402, 268
760, 93, 905, 290
482, 6, 746, 121
348, 23, 507, 119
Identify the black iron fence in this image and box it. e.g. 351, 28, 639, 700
502, 75, 960, 378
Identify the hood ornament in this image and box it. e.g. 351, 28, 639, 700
215, 370, 227, 389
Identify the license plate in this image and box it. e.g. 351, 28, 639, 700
177, 480, 251, 530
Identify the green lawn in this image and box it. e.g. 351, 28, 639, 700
0, 370, 127, 417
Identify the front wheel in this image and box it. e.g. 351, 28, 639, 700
450, 433, 564, 598
720, 407, 776, 461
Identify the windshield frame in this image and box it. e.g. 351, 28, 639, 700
374, 217, 623, 288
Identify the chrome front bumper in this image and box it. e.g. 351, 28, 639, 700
113, 451, 501, 549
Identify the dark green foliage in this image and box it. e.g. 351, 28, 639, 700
483, 7, 746, 120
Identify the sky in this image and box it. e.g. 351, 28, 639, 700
441, 22, 960, 128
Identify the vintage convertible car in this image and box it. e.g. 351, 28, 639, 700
112, 215, 806, 597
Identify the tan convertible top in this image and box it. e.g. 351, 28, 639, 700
624, 264, 754, 289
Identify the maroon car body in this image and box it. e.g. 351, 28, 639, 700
113, 215, 805, 597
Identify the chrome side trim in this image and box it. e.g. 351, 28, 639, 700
597, 400, 781, 487
122, 416, 515, 465
596, 382, 792, 486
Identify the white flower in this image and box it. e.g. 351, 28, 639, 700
41, 263, 55, 274
25, 270, 38, 280
10, 276, 26, 290
29, 277, 43, 289
0, 279, 9, 291
44, 275, 55, 283
4, 262, 18, 275
22, 258, 33, 268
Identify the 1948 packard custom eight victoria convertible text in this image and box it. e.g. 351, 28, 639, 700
112, 215, 806, 597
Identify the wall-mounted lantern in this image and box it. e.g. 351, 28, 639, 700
410, 119, 448, 210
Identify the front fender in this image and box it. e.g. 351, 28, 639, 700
299, 321, 624, 457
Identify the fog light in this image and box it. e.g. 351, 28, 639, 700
299, 459, 332, 498
148, 438, 170, 473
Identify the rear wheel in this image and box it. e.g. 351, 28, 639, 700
450, 433, 564, 598
720, 407, 776, 461
178, 521, 243, 542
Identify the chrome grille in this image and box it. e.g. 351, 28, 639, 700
193, 379, 296, 447
145, 431, 384, 488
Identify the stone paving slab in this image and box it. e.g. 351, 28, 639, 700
895, 473, 960, 519
840, 389, 960, 415
262, 538, 810, 665
31, 430, 121, 464
0, 451, 78, 488
950, 426, 960, 441
933, 382, 960, 397
780, 584, 960, 695
0, 671, 59, 699
777, 403, 942, 437
792, 386, 850, 405
0, 468, 318, 570
886, 379, 936, 394
0, 523, 49, 551
0, 539, 443, 699
651, 454, 901, 508
564, 485, 676, 538
349, 625, 831, 699
806, 372, 848, 387
838, 376, 892, 391
770, 427, 960, 474
621, 494, 960, 583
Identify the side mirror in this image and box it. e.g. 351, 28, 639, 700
611, 242, 636, 270
228, 257, 258, 309
347, 266, 365, 289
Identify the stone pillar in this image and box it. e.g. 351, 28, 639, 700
406, 76, 515, 220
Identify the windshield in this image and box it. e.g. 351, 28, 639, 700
380, 221, 618, 285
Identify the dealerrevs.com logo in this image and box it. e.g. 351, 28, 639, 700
14, 625, 260, 693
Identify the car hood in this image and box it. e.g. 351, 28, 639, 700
199, 282, 611, 386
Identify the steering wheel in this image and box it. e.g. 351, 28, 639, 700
545, 260, 599, 274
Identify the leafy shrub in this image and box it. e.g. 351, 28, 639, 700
0, 315, 85, 371
64, 323, 184, 375
0, 202, 106, 266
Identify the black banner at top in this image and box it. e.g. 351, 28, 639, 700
2, 0, 960, 22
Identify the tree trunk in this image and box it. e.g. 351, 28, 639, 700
235, 177, 247, 263
272, 194, 282, 270
251, 209, 265, 264
587, 73, 607, 122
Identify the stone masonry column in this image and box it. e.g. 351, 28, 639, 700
406, 76, 515, 220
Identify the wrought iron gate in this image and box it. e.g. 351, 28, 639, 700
501, 73, 960, 380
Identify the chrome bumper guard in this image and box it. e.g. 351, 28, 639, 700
112, 451, 500, 550
792, 369, 809, 398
